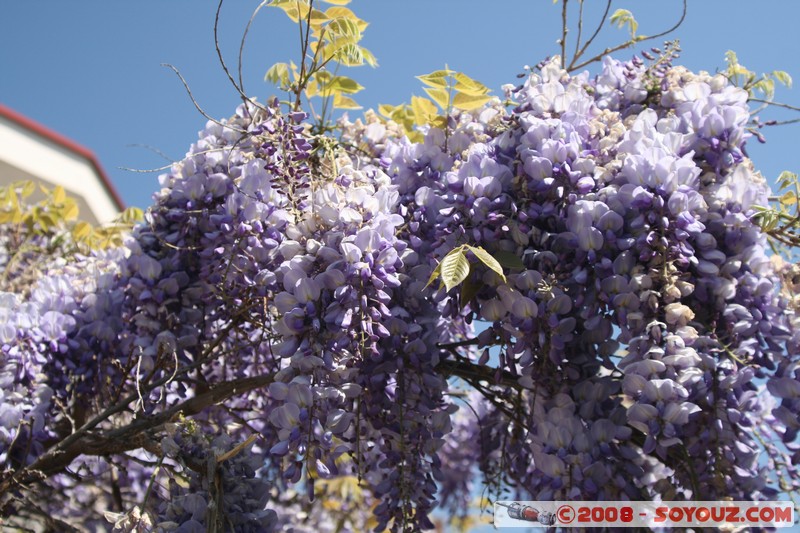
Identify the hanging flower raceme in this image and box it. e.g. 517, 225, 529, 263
1, 48, 798, 532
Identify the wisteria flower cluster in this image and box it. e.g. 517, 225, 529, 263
1, 48, 798, 532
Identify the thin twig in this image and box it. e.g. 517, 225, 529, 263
769, 118, 800, 127
125, 143, 175, 163
569, 0, 687, 72
161, 63, 248, 134
560, 0, 569, 69
214, 0, 267, 114
239, 1, 271, 96
573, 0, 585, 63
750, 98, 800, 113
0, 317, 245, 495
118, 164, 175, 174
569, 0, 611, 70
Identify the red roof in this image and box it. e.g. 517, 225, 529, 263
0, 103, 125, 210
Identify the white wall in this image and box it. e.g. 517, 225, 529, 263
0, 116, 119, 224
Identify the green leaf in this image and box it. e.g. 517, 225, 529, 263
492, 250, 525, 270
610, 8, 638, 37
452, 92, 492, 111
440, 246, 470, 292
466, 245, 506, 283
423, 86, 451, 110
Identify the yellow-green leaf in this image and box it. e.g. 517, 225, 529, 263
359, 45, 378, 67
778, 171, 797, 189
378, 104, 395, 118
411, 95, 438, 125
423, 87, 451, 110
72, 221, 92, 240
780, 191, 798, 207
429, 115, 448, 129
305, 78, 320, 98
329, 75, 363, 94
610, 8, 638, 37
452, 92, 492, 111
120, 206, 144, 224
8, 187, 20, 211
440, 247, 470, 292
270, 0, 308, 23
728, 64, 751, 78
407, 131, 424, 143
21, 181, 36, 198
325, 17, 361, 41
321, 30, 360, 52
416, 69, 453, 89
315, 70, 333, 85
320, 0, 351, 5
753, 77, 775, 98
329, 43, 364, 66
38, 212, 55, 232
466, 245, 506, 283
265, 62, 290, 86
307, 7, 330, 28
324, 6, 368, 32
307, 70, 333, 97
52, 186, 66, 204
332, 93, 361, 109
272, 1, 328, 28
424, 262, 442, 290
61, 201, 79, 221
453, 71, 489, 96
773, 70, 793, 88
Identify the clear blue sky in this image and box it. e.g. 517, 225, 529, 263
2, 1, 800, 209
